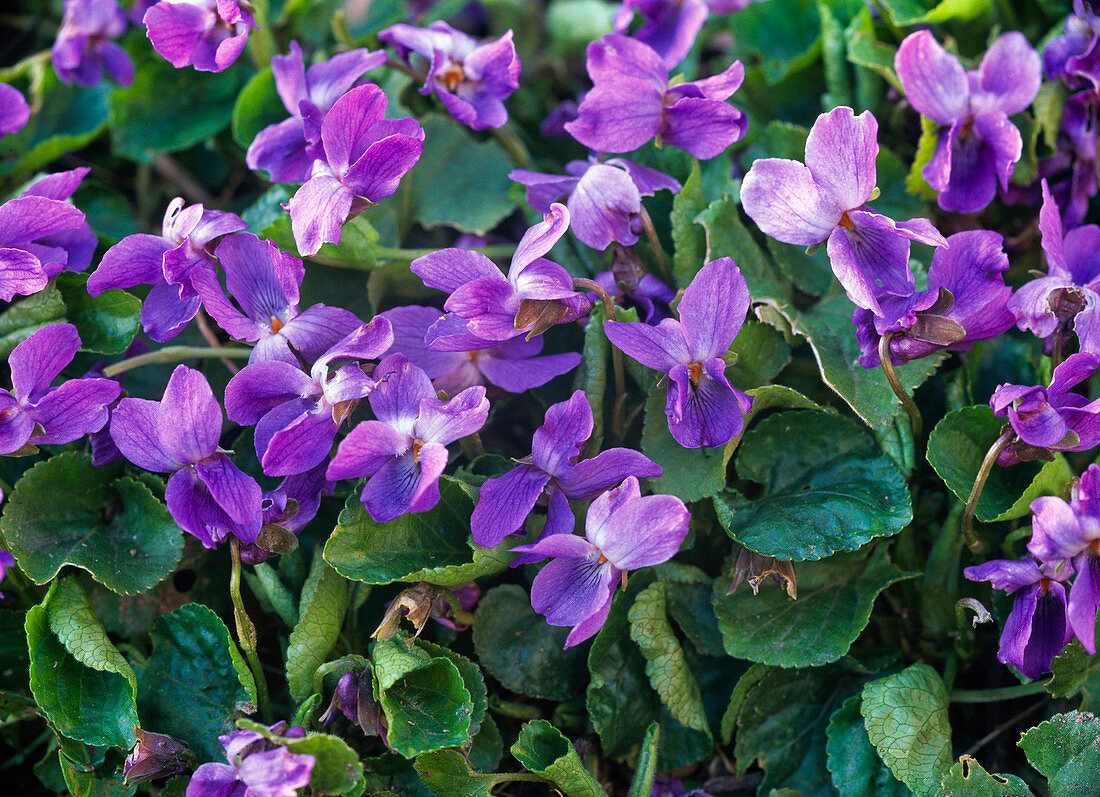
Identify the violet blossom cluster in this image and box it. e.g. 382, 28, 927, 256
51, 0, 134, 88
186, 723, 314, 797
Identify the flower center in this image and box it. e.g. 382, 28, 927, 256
270, 315, 285, 334
838, 211, 853, 230
412, 439, 424, 463
687, 362, 702, 383
438, 62, 465, 92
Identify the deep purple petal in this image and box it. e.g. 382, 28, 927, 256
1068, 554, 1100, 653
225, 361, 315, 425
470, 465, 550, 548
532, 390, 594, 477
260, 406, 339, 477
556, 448, 662, 499
140, 280, 202, 343
604, 318, 689, 372
410, 249, 504, 294
1028, 496, 1091, 564
665, 359, 751, 448
326, 419, 408, 482
367, 354, 435, 436
660, 97, 746, 160
27, 378, 120, 444
477, 350, 580, 392
9, 322, 80, 402
156, 365, 222, 464
195, 453, 262, 542
678, 257, 750, 361
529, 555, 616, 628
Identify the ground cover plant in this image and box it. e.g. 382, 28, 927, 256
2, 0, 1100, 794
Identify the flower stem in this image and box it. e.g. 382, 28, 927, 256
572, 277, 615, 321
879, 333, 922, 441
246, 0, 277, 69
230, 539, 273, 724
102, 346, 252, 378
639, 207, 671, 281
196, 310, 240, 375
574, 278, 628, 433
309, 244, 516, 270
961, 428, 1015, 552
490, 124, 531, 168
950, 680, 1048, 703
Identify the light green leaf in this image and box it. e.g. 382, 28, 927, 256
510, 720, 607, 797
861, 663, 952, 796
671, 159, 707, 287
825, 695, 910, 797
627, 723, 660, 797
286, 561, 349, 702
940, 755, 1033, 797
1018, 710, 1100, 794
47, 578, 135, 691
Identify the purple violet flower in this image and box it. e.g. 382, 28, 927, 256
225, 318, 394, 478
1027, 468, 1100, 653
51, 0, 134, 88
0, 84, 30, 137
613, 0, 759, 69
565, 33, 746, 159
741, 105, 947, 317
964, 556, 1073, 680
186, 723, 314, 797
1009, 180, 1100, 354
853, 230, 1015, 367
604, 257, 753, 448
511, 476, 690, 648
110, 365, 263, 548
471, 390, 661, 550
20, 167, 97, 277
894, 30, 1041, 214
0, 550, 15, 599
1044, 0, 1100, 92
246, 42, 387, 184
191, 232, 362, 366
87, 197, 246, 341
326, 353, 490, 523
1039, 92, 1099, 230
379, 21, 520, 130
381, 304, 581, 395
0, 323, 121, 456
411, 204, 590, 348
239, 463, 334, 565
285, 84, 424, 257
123, 729, 190, 785
509, 156, 680, 251
991, 352, 1100, 466
144, 0, 257, 73
594, 257, 676, 323
0, 186, 88, 302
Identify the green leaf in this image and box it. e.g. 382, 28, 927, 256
1018, 710, 1100, 794
286, 561, 349, 702
722, 384, 824, 459
136, 604, 255, 762
825, 695, 910, 797
628, 582, 710, 735
372, 638, 473, 758
641, 382, 728, 503
726, 321, 790, 390
230, 67, 285, 150
906, 116, 940, 202
0, 69, 110, 177
26, 602, 137, 749
940, 755, 1033, 797
695, 196, 791, 305
55, 273, 141, 355
510, 720, 607, 797
246, 562, 298, 627
718, 411, 911, 561
733, 664, 864, 796
415, 640, 488, 737
324, 479, 513, 586
876, 0, 990, 26
627, 723, 660, 797
1047, 632, 1100, 710
844, 8, 900, 90
714, 547, 916, 667
671, 159, 707, 287
724, 0, 825, 83
574, 304, 610, 451
400, 115, 517, 234
818, 1, 851, 109
545, 0, 617, 51
0, 610, 29, 692
790, 290, 944, 428
926, 405, 1061, 523
861, 663, 952, 796
2, 454, 184, 595
767, 239, 833, 297
238, 719, 366, 796
109, 59, 248, 162
47, 579, 135, 691
414, 749, 499, 797
472, 584, 587, 701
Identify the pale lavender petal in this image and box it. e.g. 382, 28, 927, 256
564, 80, 664, 153
156, 365, 222, 463
584, 476, 641, 543
0, 195, 86, 246
557, 448, 662, 499
1029, 497, 1090, 564
416, 386, 489, 445
111, 398, 184, 472
532, 390, 594, 477
597, 494, 690, 569
677, 257, 750, 361
272, 41, 307, 114
566, 163, 640, 249
320, 84, 388, 173
470, 465, 550, 548
0, 84, 30, 136
604, 318, 689, 372
9, 322, 80, 402
740, 159, 842, 245
510, 204, 570, 278
410, 249, 504, 293
804, 107, 878, 211
510, 259, 577, 300
1068, 555, 1100, 653
28, 379, 120, 444
895, 30, 969, 125
974, 32, 1041, 116
510, 169, 579, 214
660, 97, 746, 160
144, 1, 209, 68
287, 172, 354, 258
367, 354, 435, 436
306, 48, 386, 110
382, 305, 467, 377
477, 350, 581, 392
511, 533, 599, 560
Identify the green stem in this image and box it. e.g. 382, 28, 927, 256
309, 244, 516, 270
961, 428, 1015, 552
311, 656, 361, 697
246, 0, 277, 69
490, 124, 531, 167
639, 207, 670, 281
879, 333, 922, 441
950, 680, 1048, 703
103, 346, 252, 378
230, 539, 273, 724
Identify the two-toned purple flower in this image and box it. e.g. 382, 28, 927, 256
87, 197, 246, 341
246, 42, 386, 183
853, 230, 1015, 367
895, 30, 1041, 214
511, 476, 689, 647
1044, 0, 1100, 92
991, 352, 1100, 466
285, 84, 424, 257
470, 390, 661, 549
509, 156, 680, 251
0, 324, 120, 456
190, 232, 362, 366
10, 167, 97, 281
605, 257, 753, 448
144, 0, 256, 73
379, 21, 520, 130
741, 106, 946, 317
381, 305, 580, 395
613, 0, 761, 69
327, 354, 489, 523
52, 0, 134, 87
225, 318, 394, 478
186, 723, 314, 797
410, 204, 590, 347
565, 33, 746, 159
111, 365, 262, 548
